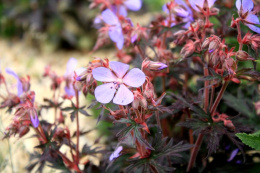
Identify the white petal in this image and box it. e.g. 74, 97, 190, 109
245, 14, 260, 25
123, 68, 145, 87
94, 83, 116, 104
110, 61, 129, 78
207, 0, 216, 8
92, 67, 117, 82
65, 57, 77, 77
113, 84, 134, 105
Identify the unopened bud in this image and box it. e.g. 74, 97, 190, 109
208, 39, 220, 53
202, 38, 210, 49
143, 81, 155, 99
19, 126, 30, 137
148, 62, 168, 71
74, 81, 82, 91
224, 120, 235, 131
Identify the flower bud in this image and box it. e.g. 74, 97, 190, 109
224, 120, 235, 131
208, 39, 220, 53
236, 50, 253, 61
143, 81, 155, 99
148, 61, 168, 71
19, 126, 30, 137
74, 81, 82, 91
180, 40, 195, 58
202, 38, 210, 49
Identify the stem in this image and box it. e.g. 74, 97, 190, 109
8, 140, 14, 173
236, 22, 243, 50
136, 45, 145, 60
185, 108, 194, 145
209, 85, 215, 110
75, 90, 80, 164
155, 111, 161, 130
203, 67, 209, 112
187, 134, 204, 172
210, 81, 229, 116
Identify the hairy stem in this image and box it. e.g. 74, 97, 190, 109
210, 81, 229, 116
203, 67, 210, 112
75, 90, 80, 164
136, 45, 145, 60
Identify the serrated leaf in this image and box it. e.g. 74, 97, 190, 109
87, 100, 98, 109
134, 128, 154, 150
236, 133, 260, 150
96, 107, 104, 125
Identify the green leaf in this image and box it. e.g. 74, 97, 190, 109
236, 133, 260, 150
78, 109, 90, 116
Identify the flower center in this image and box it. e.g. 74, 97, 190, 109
116, 78, 123, 84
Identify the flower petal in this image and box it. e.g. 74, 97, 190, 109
109, 61, 129, 78
109, 24, 124, 50
5, 68, 23, 96
207, 0, 216, 8
246, 24, 260, 34
109, 146, 123, 161
227, 148, 239, 162
245, 14, 260, 25
92, 67, 117, 82
65, 57, 77, 77
65, 85, 75, 97
236, 0, 241, 11
124, 0, 142, 11
242, 0, 254, 14
119, 5, 128, 17
94, 83, 116, 104
189, 0, 204, 11
30, 113, 39, 128
123, 68, 145, 87
113, 84, 134, 105
102, 9, 119, 25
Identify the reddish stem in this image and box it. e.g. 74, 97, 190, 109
187, 134, 204, 172
210, 81, 229, 116
75, 90, 80, 164
136, 45, 145, 60
236, 21, 243, 50
203, 67, 209, 112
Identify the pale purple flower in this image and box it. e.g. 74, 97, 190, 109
236, 0, 260, 33
5, 68, 23, 96
109, 146, 123, 161
189, 0, 216, 12
92, 61, 145, 105
64, 58, 77, 97
102, 9, 124, 50
112, 0, 142, 17
162, 0, 193, 29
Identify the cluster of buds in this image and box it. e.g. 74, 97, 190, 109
242, 32, 260, 52
212, 113, 235, 131
3, 91, 39, 139
43, 65, 63, 91
180, 40, 200, 58
132, 89, 147, 109
75, 58, 108, 95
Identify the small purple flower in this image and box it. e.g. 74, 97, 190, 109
236, 0, 260, 34
189, 0, 216, 12
102, 9, 124, 50
5, 68, 23, 96
30, 111, 39, 128
112, 0, 142, 17
92, 61, 145, 105
109, 146, 123, 161
64, 58, 78, 97
162, 0, 194, 29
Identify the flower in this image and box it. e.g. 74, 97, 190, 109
109, 146, 123, 161
64, 58, 78, 97
162, 0, 193, 28
189, 0, 216, 12
236, 0, 260, 33
102, 9, 124, 49
92, 61, 145, 105
112, 0, 142, 17
5, 68, 23, 96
